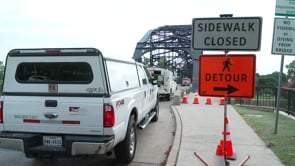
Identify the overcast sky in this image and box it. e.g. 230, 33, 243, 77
0, 0, 294, 75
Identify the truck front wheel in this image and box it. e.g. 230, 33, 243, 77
114, 114, 136, 164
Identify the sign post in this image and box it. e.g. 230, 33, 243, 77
192, 16, 259, 165
272, 0, 295, 134
196, 54, 255, 165
271, 17, 295, 134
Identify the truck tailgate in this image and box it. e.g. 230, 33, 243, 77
2, 96, 104, 135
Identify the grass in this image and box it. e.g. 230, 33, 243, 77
233, 105, 295, 166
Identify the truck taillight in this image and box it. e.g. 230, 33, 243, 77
0, 101, 3, 123
104, 104, 115, 127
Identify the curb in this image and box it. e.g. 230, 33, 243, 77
165, 105, 182, 166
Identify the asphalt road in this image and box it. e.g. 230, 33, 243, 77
0, 100, 176, 166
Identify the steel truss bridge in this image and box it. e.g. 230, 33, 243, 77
133, 25, 201, 91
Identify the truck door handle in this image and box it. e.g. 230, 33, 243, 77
45, 100, 57, 107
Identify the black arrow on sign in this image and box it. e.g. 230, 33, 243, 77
213, 84, 239, 94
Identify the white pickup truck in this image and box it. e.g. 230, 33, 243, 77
0, 48, 159, 164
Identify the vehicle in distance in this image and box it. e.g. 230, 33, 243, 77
181, 77, 191, 86
147, 67, 177, 100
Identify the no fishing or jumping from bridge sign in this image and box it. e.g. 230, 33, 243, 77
198, 54, 256, 98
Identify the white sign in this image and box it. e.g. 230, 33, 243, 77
275, 0, 295, 17
192, 17, 262, 51
272, 18, 295, 55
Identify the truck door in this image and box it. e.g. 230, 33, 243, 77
137, 65, 153, 114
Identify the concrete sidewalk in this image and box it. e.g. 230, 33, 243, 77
167, 92, 284, 166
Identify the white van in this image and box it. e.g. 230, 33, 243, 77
0, 48, 159, 164
147, 67, 177, 100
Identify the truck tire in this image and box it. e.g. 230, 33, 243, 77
114, 114, 136, 164
151, 99, 159, 122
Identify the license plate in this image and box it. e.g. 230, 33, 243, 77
43, 136, 62, 146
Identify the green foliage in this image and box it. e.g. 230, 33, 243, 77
256, 72, 288, 87
143, 57, 150, 66
234, 106, 295, 165
158, 58, 165, 68
286, 60, 295, 80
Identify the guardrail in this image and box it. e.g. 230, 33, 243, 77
234, 87, 295, 116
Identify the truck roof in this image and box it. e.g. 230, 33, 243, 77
8, 48, 101, 56
7, 48, 136, 64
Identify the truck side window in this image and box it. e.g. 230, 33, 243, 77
106, 60, 140, 92
137, 66, 148, 85
143, 67, 152, 84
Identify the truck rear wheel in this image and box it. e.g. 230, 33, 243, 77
114, 114, 136, 164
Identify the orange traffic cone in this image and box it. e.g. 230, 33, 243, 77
214, 145, 225, 166
219, 98, 225, 105
181, 91, 188, 104
219, 117, 236, 160
205, 97, 212, 105
193, 92, 199, 104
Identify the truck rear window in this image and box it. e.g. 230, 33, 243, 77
15, 62, 93, 83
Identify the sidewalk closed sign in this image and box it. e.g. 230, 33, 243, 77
192, 17, 262, 51
198, 54, 256, 98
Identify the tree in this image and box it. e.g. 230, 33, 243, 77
256, 72, 288, 87
286, 60, 295, 80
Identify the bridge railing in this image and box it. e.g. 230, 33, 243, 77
234, 86, 295, 116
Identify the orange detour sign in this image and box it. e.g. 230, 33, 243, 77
198, 54, 256, 98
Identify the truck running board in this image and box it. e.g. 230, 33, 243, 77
138, 111, 156, 129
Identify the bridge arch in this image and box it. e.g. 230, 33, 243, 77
133, 25, 202, 92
